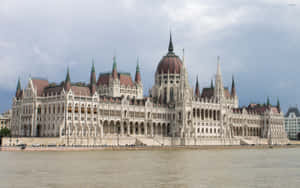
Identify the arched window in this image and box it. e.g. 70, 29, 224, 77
164, 87, 167, 104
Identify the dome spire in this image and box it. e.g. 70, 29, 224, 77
168, 32, 174, 53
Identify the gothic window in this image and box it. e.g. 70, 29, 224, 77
170, 87, 174, 101
37, 106, 41, 114
164, 87, 167, 104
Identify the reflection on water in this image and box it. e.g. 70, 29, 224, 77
0, 148, 300, 188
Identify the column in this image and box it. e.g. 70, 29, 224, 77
127, 123, 130, 135
145, 123, 148, 136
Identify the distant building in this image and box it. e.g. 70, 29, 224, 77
0, 110, 11, 129
285, 107, 300, 140
9, 34, 288, 146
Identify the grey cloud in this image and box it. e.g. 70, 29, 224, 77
0, 0, 299, 112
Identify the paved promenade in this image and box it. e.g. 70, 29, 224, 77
1, 144, 300, 152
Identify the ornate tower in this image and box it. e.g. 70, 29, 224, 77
134, 57, 143, 99
151, 33, 191, 104
109, 56, 120, 97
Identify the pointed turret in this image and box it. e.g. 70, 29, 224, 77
16, 77, 22, 98
195, 76, 200, 98
210, 79, 214, 89
135, 57, 141, 84
90, 60, 96, 95
231, 75, 236, 97
277, 97, 281, 111
267, 96, 270, 106
168, 32, 174, 53
214, 56, 224, 99
64, 67, 71, 91
112, 56, 118, 80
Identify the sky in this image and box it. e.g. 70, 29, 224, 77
0, 0, 299, 113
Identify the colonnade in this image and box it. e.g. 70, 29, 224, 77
232, 126, 261, 137
192, 108, 221, 121
61, 120, 172, 138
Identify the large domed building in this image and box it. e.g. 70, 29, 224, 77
8, 34, 288, 146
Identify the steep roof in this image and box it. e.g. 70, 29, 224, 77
97, 72, 134, 87
224, 87, 231, 98
71, 86, 91, 96
32, 79, 49, 96
201, 87, 231, 99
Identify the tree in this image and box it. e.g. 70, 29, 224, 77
0, 127, 11, 137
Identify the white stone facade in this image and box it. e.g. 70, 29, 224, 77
10, 37, 289, 146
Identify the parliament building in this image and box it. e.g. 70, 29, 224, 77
9, 35, 289, 146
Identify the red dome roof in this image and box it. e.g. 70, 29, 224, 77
156, 53, 182, 74
156, 33, 183, 74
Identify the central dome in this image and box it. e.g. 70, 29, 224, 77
156, 34, 183, 74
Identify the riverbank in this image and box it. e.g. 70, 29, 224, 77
1, 144, 300, 152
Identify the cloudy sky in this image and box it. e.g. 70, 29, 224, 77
0, 0, 299, 113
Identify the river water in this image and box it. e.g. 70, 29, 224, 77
0, 148, 299, 188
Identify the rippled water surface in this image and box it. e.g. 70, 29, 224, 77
0, 148, 300, 188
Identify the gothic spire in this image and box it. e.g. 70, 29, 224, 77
231, 75, 236, 97
211, 79, 214, 89
65, 67, 70, 83
112, 55, 118, 80
91, 59, 95, 73
16, 77, 21, 92
135, 57, 141, 83
267, 96, 270, 106
64, 67, 71, 91
277, 97, 281, 111
16, 77, 21, 98
168, 32, 174, 53
90, 60, 96, 95
195, 75, 200, 98
214, 56, 224, 99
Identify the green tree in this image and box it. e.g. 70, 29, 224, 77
0, 127, 11, 137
